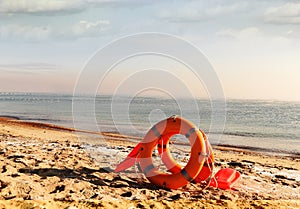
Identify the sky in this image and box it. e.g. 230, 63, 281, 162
0, 0, 300, 101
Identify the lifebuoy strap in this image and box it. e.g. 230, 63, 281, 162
157, 144, 167, 149
136, 163, 142, 173
151, 126, 161, 138
181, 168, 193, 182
185, 128, 196, 138
143, 164, 155, 175
203, 161, 213, 167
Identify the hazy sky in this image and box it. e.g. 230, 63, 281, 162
0, 0, 300, 101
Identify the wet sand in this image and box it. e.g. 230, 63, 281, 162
0, 117, 299, 208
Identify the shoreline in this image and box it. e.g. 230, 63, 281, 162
0, 116, 299, 208
1, 116, 299, 158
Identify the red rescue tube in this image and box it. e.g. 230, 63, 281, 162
157, 130, 214, 183
138, 116, 206, 189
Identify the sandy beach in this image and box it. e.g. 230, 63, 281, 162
0, 117, 299, 209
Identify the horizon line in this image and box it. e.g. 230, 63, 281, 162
1, 91, 300, 103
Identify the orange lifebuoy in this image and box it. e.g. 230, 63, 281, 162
157, 129, 214, 183
138, 116, 206, 189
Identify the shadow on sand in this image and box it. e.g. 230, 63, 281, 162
18, 166, 161, 190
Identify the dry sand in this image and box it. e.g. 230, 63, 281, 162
0, 117, 299, 208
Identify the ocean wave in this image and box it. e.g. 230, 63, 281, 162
221, 131, 299, 140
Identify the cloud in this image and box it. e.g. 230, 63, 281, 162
0, 24, 51, 40
217, 27, 260, 39
159, 1, 248, 22
0, 0, 83, 15
85, 0, 152, 8
0, 20, 110, 40
216, 26, 293, 47
0, 63, 60, 75
67, 20, 110, 38
264, 2, 300, 24
0, 0, 150, 15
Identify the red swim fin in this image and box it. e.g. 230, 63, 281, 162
209, 168, 241, 190
114, 142, 141, 172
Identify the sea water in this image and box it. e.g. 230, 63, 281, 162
0, 92, 299, 154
